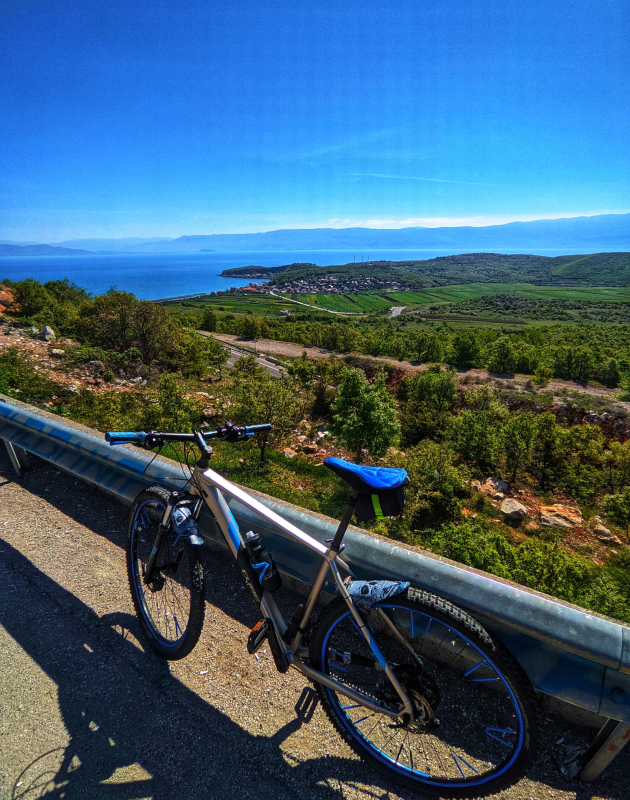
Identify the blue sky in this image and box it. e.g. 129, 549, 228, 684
1, 0, 628, 241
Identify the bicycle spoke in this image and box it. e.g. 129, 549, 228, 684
318, 601, 527, 790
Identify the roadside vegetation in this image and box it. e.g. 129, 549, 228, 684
1, 276, 630, 625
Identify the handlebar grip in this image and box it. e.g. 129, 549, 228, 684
105, 431, 147, 445
245, 424, 273, 433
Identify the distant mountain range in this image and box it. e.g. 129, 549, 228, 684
122, 213, 630, 253
1, 213, 629, 257
0, 243, 95, 257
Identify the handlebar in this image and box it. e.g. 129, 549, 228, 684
105, 423, 272, 448
104, 431, 147, 445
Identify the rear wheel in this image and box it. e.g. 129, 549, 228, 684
126, 486, 205, 659
310, 589, 538, 797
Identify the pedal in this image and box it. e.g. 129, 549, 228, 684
247, 619, 269, 655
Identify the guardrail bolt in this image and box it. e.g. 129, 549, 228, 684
610, 687, 626, 704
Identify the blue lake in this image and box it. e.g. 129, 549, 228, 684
0, 247, 609, 300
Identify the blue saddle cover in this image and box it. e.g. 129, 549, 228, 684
324, 457, 409, 494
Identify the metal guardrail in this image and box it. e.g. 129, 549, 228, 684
1, 396, 629, 779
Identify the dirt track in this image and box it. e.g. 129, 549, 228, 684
1, 448, 629, 800
208, 333, 630, 411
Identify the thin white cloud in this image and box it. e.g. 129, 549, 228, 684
334, 211, 625, 229
350, 173, 494, 186
273, 127, 405, 162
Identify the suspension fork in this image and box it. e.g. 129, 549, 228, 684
143, 495, 177, 584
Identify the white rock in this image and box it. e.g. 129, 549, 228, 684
480, 477, 508, 496
540, 505, 582, 529
501, 498, 528, 521
597, 532, 623, 546
593, 522, 612, 536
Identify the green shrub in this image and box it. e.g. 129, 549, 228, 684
420, 520, 630, 624
604, 489, 630, 535
387, 440, 468, 525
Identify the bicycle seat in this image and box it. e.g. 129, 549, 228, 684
324, 457, 409, 494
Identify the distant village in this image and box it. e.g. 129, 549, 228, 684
241, 274, 404, 295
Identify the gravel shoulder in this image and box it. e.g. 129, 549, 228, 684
0, 449, 628, 800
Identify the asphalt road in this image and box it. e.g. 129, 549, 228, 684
1, 449, 629, 800
198, 332, 286, 378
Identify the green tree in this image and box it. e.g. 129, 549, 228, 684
204, 335, 228, 376
570, 347, 594, 382
502, 411, 535, 484
533, 365, 553, 385
140, 373, 202, 432
43, 279, 91, 305
233, 354, 265, 377
231, 372, 303, 461
604, 488, 630, 536
447, 330, 480, 368
287, 350, 317, 385
416, 332, 443, 364
200, 307, 217, 332
485, 335, 515, 375
563, 424, 604, 502
80, 291, 184, 366
11, 278, 51, 317
400, 366, 457, 446
604, 440, 630, 493
530, 412, 567, 490
453, 384, 508, 471
600, 358, 620, 387
331, 368, 400, 462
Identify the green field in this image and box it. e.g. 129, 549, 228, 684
164, 293, 292, 316
164, 283, 630, 324
388, 284, 630, 306
279, 292, 394, 313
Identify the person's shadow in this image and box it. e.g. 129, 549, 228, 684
0, 541, 402, 800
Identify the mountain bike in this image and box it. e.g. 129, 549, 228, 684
106, 422, 538, 797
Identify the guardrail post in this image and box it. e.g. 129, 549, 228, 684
580, 719, 630, 781
2, 439, 31, 477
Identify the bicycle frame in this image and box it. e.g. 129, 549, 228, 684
181, 463, 414, 720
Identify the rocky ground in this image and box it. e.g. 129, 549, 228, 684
0, 323, 124, 396
469, 476, 627, 563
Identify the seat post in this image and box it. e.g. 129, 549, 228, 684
329, 492, 358, 551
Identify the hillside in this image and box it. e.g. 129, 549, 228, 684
266, 252, 630, 289
220, 262, 316, 278
550, 252, 630, 284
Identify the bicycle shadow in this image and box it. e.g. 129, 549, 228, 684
0, 540, 411, 800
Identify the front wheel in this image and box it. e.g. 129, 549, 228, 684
310, 588, 538, 798
126, 486, 205, 659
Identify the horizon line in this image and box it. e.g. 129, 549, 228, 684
3, 209, 629, 244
